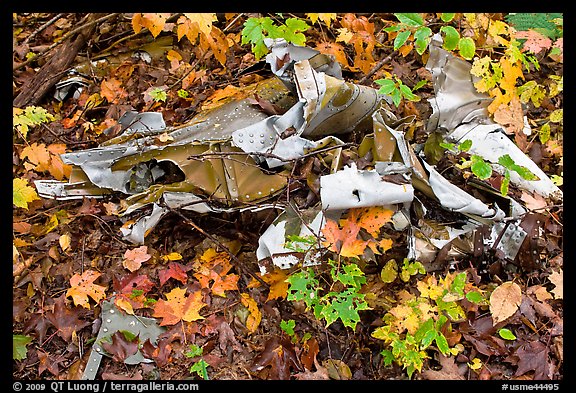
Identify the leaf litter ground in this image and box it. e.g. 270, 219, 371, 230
12, 13, 563, 382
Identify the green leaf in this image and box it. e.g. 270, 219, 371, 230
441, 13, 456, 22
414, 317, 435, 344
380, 259, 398, 284
450, 272, 467, 296
440, 25, 460, 51
390, 89, 402, 107
185, 344, 203, 358
498, 328, 517, 340
189, 359, 209, 380
177, 89, 189, 98
380, 349, 395, 366
414, 26, 432, 54
539, 122, 551, 144
399, 83, 419, 101
497, 154, 516, 169
413, 79, 427, 91
149, 88, 167, 102
394, 30, 411, 50
511, 165, 539, 181
470, 155, 492, 179
465, 290, 484, 303
458, 37, 476, 60
394, 13, 424, 27
435, 333, 450, 355
375, 79, 397, 95
384, 25, 402, 33
286, 269, 319, 308
458, 139, 472, 152
280, 319, 296, 336
13, 335, 33, 360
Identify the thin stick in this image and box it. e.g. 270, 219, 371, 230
14, 13, 120, 71
357, 51, 397, 85
22, 13, 66, 45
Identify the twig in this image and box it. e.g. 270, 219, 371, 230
357, 51, 397, 85
22, 13, 66, 45
14, 13, 120, 71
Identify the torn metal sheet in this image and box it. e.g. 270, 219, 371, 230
256, 204, 326, 270
421, 160, 504, 219
53, 70, 90, 101
448, 123, 562, 200
425, 33, 562, 201
320, 162, 414, 210
82, 298, 165, 380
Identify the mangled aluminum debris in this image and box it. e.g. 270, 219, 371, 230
35, 38, 559, 270
425, 33, 562, 201
82, 298, 165, 380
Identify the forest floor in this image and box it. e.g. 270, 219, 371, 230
12, 13, 564, 382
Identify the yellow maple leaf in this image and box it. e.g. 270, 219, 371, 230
66, 270, 107, 309
335, 27, 354, 44
306, 13, 337, 28
132, 13, 170, 38
13, 178, 40, 209
240, 293, 262, 334
183, 13, 217, 38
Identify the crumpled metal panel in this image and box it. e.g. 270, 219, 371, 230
81, 298, 165, 380
425, 33, 562, 201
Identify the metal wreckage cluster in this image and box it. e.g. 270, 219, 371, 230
34, 35, 563, 380
37, 35, 562, 273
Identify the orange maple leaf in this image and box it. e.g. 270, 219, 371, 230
100, 78, 128, 104
355, 206, 394, 237
66, 270, 107, 309
153, 287, 206, 326
248, 269, 290, 301
192, 248, 238, 297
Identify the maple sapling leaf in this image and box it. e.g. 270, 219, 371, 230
66, 270, 108, 309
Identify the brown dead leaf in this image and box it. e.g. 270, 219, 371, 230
250, 336, 302, 379
159, 262, 191, 287
100, 331, 139, 363
548, 269, 563, 299
520, 191, 547, 211
493, 96, 525, 135
45, 294, 90, 342
489, 281, 522, 325
421, 354, 465, 380
315, 42, 350, 68
100, 78, 128, 104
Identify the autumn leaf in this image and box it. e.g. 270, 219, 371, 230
100, 78, 128, 104
355, 206, 394, 237
66, 270, 108, 309
239, 293, 261, 334
548, 269, 563, 299
13, 178, 40, 209
192, 248, 238, 297
489, 281, 522, 325
322, 218, 367, 258
122, 246, 152, 272
100, 331, 139, 363
514, 29, 552, 54
153, 287, 206, 326
158, 262, 191, 287
132, 13, 170, 38
493, 95, 525, 135
306, 13, 337, 28
315, 42, 350, 68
